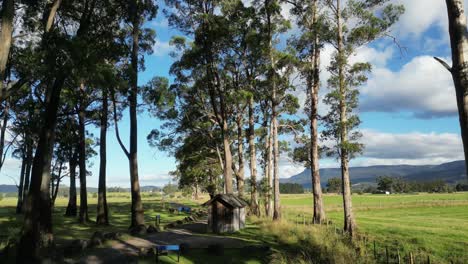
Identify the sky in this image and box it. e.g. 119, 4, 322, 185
1, 0, 466, 187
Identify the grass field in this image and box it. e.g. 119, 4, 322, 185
0, 192, 467, 263
281, 193, 468, 263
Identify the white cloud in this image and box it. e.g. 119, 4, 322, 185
152, 39, 173, 57
360, 129, 463, 162
360, 55, 456, 117
393, 0, 448, 39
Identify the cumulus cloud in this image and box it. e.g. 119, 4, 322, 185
279, 130, 464, 176
361, 129, 463, 161
360, 56, 456, 117
393, 0, 448, 38
152, 39, 174, 57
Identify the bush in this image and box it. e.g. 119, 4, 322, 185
253, 218, 370, 264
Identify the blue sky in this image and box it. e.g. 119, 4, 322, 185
1, 0, 466, 187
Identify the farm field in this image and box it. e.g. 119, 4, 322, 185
0, 192, 467, 263
281, 193, 468, 263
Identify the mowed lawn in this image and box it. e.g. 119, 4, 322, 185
281, 192, 468, 262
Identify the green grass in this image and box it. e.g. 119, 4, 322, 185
1, 192, 467, 263
281, 192, 468, 263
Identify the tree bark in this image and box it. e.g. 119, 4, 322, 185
236, 115, 245, 195
248, 97, 259, 216
444, 0, 468, 181
310, 0, 326, 224
0, 100, 9, 172
23, 140, 33, 200
265, 0, 280, 220
16, 149, 26, 214
51, 162, 62, 208
0, 0, 14, 101
65, 155, 77, 217
96, 89, 109, 225
129, 0, 145, 228
337, 0, 356, 238
222, 119, 234, 194
265, 120, 273, 218
18, 75, 66, 261
78, 83, 89, 223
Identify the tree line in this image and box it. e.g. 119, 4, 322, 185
0, 0, 467, 260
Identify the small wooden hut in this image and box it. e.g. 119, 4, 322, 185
203, 194, 248, 233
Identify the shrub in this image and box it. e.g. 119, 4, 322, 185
254, 218, 371, 264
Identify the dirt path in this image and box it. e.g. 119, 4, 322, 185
77, 220, 252, 263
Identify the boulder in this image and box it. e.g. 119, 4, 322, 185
89, 231, 105, 247
146, 225, 159, 234
103, 232, 122, 240
206, 244, 224, 256
129, 225, 147, 236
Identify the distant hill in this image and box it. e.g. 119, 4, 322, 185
0, 184, 18, 193
280, 160, 467, 188
0, 185, 162, 194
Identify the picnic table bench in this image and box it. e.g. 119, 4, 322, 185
155, 245, 180, 263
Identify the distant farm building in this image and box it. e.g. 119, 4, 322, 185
203, 194, 248, 233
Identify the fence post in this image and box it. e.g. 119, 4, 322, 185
427, 255, 430, 264
397, 249, 401, 264
409, 252, 414, 264
385, 246, 389, 264
373, 241, 377, 259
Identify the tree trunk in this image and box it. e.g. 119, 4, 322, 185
272, 111, 281, 220
445, 0, 468, 180
337, 0, 356, 238
0, 100, 9, 172
51, 162, 62, 208
265, 120, 273, 218
310, 0, 326, 224
222, 119, 234, 194
65, 156, 77, 217
0, 0, 14, 101
129, 0, 145, 228
266, 1, 280, 220
16, 150, 26, 214
248, 97, 259, 216
78, 83, 89, 223
236, 116, 245, 195
18, 75, 66, 261
96, 89, 109, 225
23, 140, 33, 201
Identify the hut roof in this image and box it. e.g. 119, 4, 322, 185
202, 194, 248, 208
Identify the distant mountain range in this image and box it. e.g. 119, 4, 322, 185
280, 160, 467, 188
0, 185, 161, 194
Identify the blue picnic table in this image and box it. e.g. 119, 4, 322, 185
156, 245, 180, 262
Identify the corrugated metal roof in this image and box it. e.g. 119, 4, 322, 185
202, 194, 248, 208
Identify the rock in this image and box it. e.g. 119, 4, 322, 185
206, 244, 224, 256
89, 231, 105, 247
179, 243, 190, 254
129, 225, 147, 236
70, 239, 89, 251
103, 232, 122, 240
166, 223, 176, 229
146, 225, 159, 234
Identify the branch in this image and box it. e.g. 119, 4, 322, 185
110, 87, 130, 158
433, 57, 452, 73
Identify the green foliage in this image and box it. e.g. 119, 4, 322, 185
326, 177, 342, 193
162, 183, 178, 195
279, 183, 304, 194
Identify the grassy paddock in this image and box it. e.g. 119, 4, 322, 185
1, 192, 467, 263
281, 192, 468, 263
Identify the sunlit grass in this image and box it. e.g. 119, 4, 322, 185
281, 192, 468, 263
